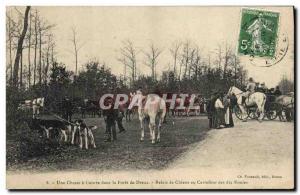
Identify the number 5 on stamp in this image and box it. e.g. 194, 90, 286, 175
238, 8, 280, 58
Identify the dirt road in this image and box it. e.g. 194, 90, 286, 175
172, 119, 294, 171
166, 118, 294, 189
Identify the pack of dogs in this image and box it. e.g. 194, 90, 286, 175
26, 118, 97, 150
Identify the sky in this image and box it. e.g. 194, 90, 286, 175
8, 6, 294, 88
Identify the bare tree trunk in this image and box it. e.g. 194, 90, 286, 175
70, 27, 83, 75
117, 40, 137, 87
20, 50, 23, 88
223, 43, 231, 79
182, 41, 190, 79
28, 12, 31, 87
51, 45, 55, 68
7, 15, 13, 84
170, 41, 181, 78
144, 43, 162, 81
9, 32, 13, 83
12, 6, 30, 88
75, 51, 78, 75
179, 60, 182, 81
33, 10, 38, 86
45, 52, 49, 85
44, 36, 51, 85
39, 21, 42, 85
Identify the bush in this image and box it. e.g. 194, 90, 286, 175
6, 87, 64, 165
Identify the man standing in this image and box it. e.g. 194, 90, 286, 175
62, 96, 73, 122
116, 107, 126, 133
214, 93, 225, 129
207, 93, 216, 129
103, 97, 118, 142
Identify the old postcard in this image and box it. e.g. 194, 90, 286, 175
6, 6, 294, 189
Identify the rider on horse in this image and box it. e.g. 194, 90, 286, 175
243, 77, 256, 105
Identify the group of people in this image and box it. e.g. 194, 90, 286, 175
207, 91, 236, 129
247, 78, 282, 96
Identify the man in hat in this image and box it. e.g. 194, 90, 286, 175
273, 86, 282, 96
260, 82, 268, 93
243, 77, 256, 105
62, 95, 73, 122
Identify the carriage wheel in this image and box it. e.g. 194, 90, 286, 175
247, 108, 258, 119
234, 105, 247, 120
265, 102, 278, 120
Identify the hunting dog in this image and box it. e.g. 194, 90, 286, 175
71, 119, 97, 149
26, 118, 71, 142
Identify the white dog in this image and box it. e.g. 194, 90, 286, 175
71, 119, 97, 149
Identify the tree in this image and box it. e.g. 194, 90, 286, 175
117, 40, 138, 86
37, 15, 55, 85
181, 40, 191, 79
189, 46, 202, 80
70, 27, 84, 75
49, 62, 72, 99
27, 11, 32, 87
278, 75, 294, 94
33, 9, 38, 86
6, 11, 15, 83
12, 6, 30, 88
143, 42, 162, 81
169, 41, 181, 78
223, 42, 232, 79
43, 34, 55, 85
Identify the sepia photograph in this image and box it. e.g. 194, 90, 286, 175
5, 6, 295, 189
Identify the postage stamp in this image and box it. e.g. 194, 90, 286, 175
238, 8, 280, 58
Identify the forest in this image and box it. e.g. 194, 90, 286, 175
6, 7, 255, 103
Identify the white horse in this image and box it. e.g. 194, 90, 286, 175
228, 86, 266, 121
131, 93, 166, 144
32, 97, 45, 118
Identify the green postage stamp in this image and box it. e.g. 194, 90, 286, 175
238, 8, 280, 58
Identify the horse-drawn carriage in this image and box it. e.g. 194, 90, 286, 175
234, 94, 279, 120
232, 88, 294, 121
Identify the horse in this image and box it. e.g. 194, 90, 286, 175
228, 86, 266, 121
81, 99, 101, 118
131, 93, 166, 144
124, 93, 137, 121
275, 93, 294, 121
32, 97, 45, 118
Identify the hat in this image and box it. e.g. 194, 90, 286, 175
249, 77, 254, 82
